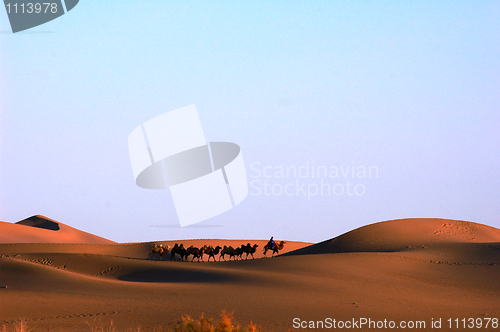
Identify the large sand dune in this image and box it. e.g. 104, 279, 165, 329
0, 216, 499, 331
285, 218, 500, 254
0, 215, 115, 244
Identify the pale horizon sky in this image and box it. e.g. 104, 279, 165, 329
1, 1, 499, 243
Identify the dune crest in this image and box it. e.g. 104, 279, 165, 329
0, 215, 115, 244
286, 218, 500, 255
16, 215, 60, 231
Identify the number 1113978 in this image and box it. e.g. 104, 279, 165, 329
447, 318, 498, 329
5, 3, 58, 14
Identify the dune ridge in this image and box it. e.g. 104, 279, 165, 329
285, 218, 500, 256
0, 215, 115, 244
16, 215, 61, 230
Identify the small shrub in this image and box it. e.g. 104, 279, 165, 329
3, 321, 31, 332
170, 311, 261, 332
86, 318, 116, 332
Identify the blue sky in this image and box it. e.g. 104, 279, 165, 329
1, 1, 499, 243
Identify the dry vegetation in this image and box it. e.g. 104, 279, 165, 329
2, 312, 266, 332
168, 311, 262, 332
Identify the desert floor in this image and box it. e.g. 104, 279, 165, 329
1, 216, 499, 331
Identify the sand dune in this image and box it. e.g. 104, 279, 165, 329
285, 218, 500, 255
0, 215, 115, 244
0, 217, 499, 331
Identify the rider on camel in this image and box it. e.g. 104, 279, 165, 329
268, 236, 275, 250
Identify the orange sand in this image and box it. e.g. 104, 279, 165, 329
0, 216, 499, 331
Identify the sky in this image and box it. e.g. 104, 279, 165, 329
1, 1, 499, 243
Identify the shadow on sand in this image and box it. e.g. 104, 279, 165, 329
117, 267, 239, 283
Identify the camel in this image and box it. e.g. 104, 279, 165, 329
242, 243, 259, 259
204, 245, 222, 262
148, 243, 170, 260
263, 240, 286, 257
235, 246, 244, 260
219, 245, 238, 261
170, 243, 188, 261
148, 243, 163, 260
186, 245, 206, 262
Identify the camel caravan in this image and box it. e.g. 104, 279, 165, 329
148, 244, 170, 260
147, 240, 286, 262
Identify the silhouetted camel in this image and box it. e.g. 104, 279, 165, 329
242, 243, 259, 259
170, 243, 188, 261
235, 246, 244, 260
220, 245, 238, 261
186, 245, 206, 262
205, 245, 222, 262
263, 241, 286, 257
